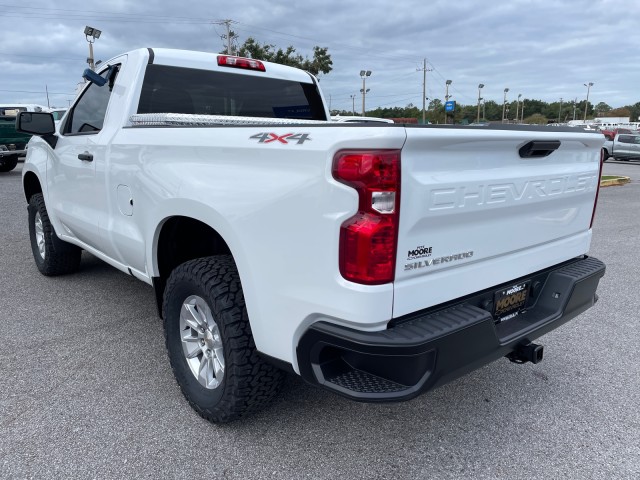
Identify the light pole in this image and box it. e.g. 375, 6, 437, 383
583, 82, 593, 121
515, 94, 522, 123
502, 88, 509, 123
360, 70, 371, 116
445, 79, 452, 124
477, 84, 484, 123
558, 97, 563, 123
350, 94, 355, 115
573, 97, 577, 121
84, 25, 102, 71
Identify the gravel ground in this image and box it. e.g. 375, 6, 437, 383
1, 161, 639, 479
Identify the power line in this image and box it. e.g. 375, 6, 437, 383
0, 7, 478, 109
0, 6, 463, 90
0, 89, 76, 95
0, 4, 216, 21
0, 13, 212, 24
0, 52, 80, 61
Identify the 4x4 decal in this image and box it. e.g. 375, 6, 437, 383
250, 133, 311, 145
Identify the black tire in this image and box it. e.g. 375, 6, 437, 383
602, 148, 609, 162
163, 255, 285, 423
0, 155, 18, 172
28, 193, 82, 276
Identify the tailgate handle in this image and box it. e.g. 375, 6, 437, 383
519, 140, 561, 158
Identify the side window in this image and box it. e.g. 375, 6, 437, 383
618, 135, 631, 144
65, 66, 119, 134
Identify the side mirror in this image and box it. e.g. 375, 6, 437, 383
16, 112, 55, 136
83, 68, 107, 86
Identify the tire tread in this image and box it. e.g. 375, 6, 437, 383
28, 193, 82, 276
163, 255, 285, 423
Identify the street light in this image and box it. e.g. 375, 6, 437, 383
360, 70, 371, 116
502, 88, 509, 123
445, 79, 452, 124
477, 84, 484, 123
515, 93, 522, 124
84, 25, 102, 71
349, 94, 356, 116
583, 82, 594, 121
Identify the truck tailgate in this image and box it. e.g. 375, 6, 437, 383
394, 126, 603, 317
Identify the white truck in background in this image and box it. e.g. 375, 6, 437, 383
18, 48, 605, 422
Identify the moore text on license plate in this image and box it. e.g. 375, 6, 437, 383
493, 281, 530, 322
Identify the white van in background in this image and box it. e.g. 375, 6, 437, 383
0, 104, 49, 116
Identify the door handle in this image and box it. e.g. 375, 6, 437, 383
78, 151, 93, 162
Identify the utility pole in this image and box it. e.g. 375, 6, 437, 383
417, 59, 432, 124
515, 94, 522, 123
573, 98, 577, 121
558, 97, 563, 123
216, 19, 237, 55
350, 94, 355, 115
45, 85, 50, 108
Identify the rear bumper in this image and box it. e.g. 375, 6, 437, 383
296, 256, 605, 402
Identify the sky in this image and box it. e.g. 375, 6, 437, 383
1, 0, 639, 115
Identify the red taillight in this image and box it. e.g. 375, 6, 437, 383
332, 150, 401, 285
217, 55, 266, 72
590, 148, 605, 228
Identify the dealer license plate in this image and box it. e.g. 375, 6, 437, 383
493, 281, 530, 322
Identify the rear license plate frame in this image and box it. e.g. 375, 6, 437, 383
493, 281, 530, 322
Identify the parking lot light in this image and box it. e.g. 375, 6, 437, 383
360, 70, 371, 116
583, 82, 594, 121
477, 84, 484, 123
84, 25, 102, 71
502, 88, 509, 123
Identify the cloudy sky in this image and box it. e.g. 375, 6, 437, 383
1, 0, 639, 114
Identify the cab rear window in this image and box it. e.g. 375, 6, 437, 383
137, 64, 326, 120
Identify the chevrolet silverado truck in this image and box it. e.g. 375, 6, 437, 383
17, 48, 606, 423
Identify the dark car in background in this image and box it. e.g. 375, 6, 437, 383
0, 115, 32, 172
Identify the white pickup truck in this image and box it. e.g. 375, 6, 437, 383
18, 48, 606, 423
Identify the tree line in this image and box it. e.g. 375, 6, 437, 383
335, 99, 640, 125
227, 36, 637, 125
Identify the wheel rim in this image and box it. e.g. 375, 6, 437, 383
179, 295, 225, 389
34, 212, 45, 260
